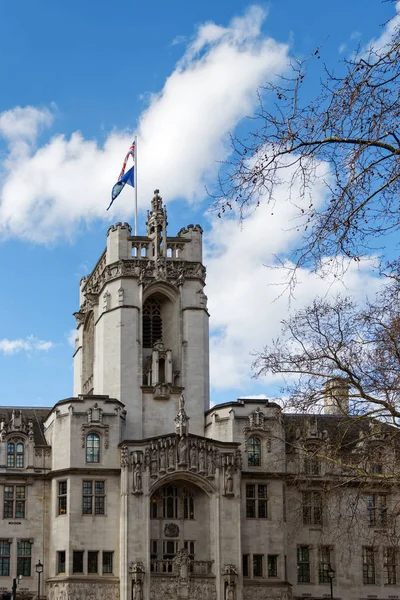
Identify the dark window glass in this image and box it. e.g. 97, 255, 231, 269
246, 484, 267, 519
143, 299, 162, 348
303, 491, 323, 525
86, 434, 100, 463
17, 541, 32, 577
318, 546, 331, 583
150, 496, 158, 519
58, 481, 67, 515
253, 555, 263, 577
363, 547, 375, 584
0, 541, 11, 577
7, 442, 24, 469
297, 547, 310, 583
247, 438, 261, 467
384, 548, 397, 585
102, 552, 113, 574
88, 551, 98, 574
243, 555, 249, 578
4, 486, 25, 519
83, 480, 105, 515
268, 555, 278, 577
73, 551, 84, 574
367, 494, 387, 526
57, 551, 66, 574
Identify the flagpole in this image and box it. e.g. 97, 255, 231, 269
134, 135, 138, 236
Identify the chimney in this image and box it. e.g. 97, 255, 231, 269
323, 377, 349, 415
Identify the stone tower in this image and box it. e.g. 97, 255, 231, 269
73, 190, 209, 438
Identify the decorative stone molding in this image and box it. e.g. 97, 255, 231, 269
81, 421, 109, 450
130, 561, 145, 600
164, 522, 180, 537
47, 581, 119, 600
222, 564, 238, 600
120, 446, 129, 468
132, 451, 143, 494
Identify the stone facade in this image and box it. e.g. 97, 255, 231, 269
1, 191, 400, 600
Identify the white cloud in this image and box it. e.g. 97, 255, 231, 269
0, 6, 289, 243
205, 168, 382, 393
363, 1, 400, 53
0, 336, 54, 355
67, 329, 78, 348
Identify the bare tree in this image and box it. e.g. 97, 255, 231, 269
214, 16, 400, 280
254, 263, 400, 425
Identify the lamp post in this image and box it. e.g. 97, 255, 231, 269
327, 565, 335, 600
35, 561, 43, 600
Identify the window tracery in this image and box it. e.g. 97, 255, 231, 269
150, 484, 195, 520
247, 437, 261, 467
143, 299, 162, 348
86, 433, 100, 463
7, 438, 25, 468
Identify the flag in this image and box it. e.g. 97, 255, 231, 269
107, 141, 135, 211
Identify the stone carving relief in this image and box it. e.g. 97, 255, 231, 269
132, 451, 143, 494
164, 522, 180, 537
48, 582, 119, 600
120, 446, 129, 468
81, 406, 109, 449
222, 564, 238, 600
145, 434, 221, 481
130, 561, 145, 600
150, 578, 217, 600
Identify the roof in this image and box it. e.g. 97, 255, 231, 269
0, 407, 52, 446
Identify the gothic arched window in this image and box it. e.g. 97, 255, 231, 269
143, 299, 162, 348
247, 437, 261, 467
150, 484, 196, 520
163, 485, 178, 519
7, 440, 25, 468
86, 433, 100, 463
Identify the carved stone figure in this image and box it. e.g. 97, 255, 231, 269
225, 464, 233, 495
190, 443, 197, 469
207, 451, 214, 477
150, 447, 158, 476
168, 441, 175, 470
174, 548, 190, 580
133, 462, 142, 493
159, 445, 166, 471
199, 447, 206, 472
178, 436, 188, 465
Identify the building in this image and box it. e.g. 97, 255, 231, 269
1, 190, 399, 600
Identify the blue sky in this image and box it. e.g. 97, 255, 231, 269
0, 0, 397, 409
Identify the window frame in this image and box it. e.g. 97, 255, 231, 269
102, 551, 113, 575
58, 481, 67, 516
82, 480, 106, 515
302, 490, 323, 526
245, 484, 268, 519
247, 437, 261, 467
297, 546, 311, 583
0, 540, 11, 577
87, 551, 99, 574
73, 551, 84, 574
7, 440, 25, 469
86, 433, 101, 464
4, 485, 26, 519
17, 540, 32, 577
57, 551, 66, 574
367, 493, 387, 526
318, 546, 331, 583
267, 555, 278, 578
384, 547, 397, 585
253, 554, 263, 578
362, 546, 376, 585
